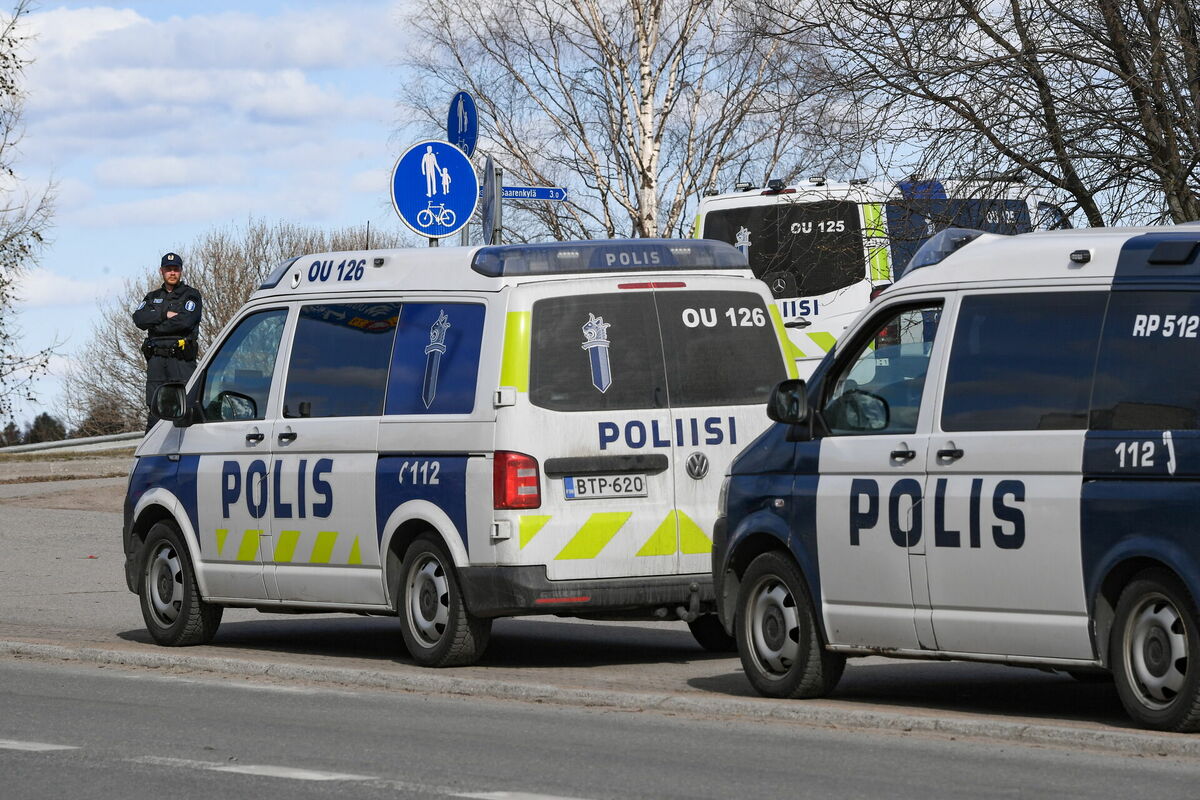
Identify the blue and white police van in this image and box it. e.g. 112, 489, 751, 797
124, 239, 794, 666
713, 224, 1200, 730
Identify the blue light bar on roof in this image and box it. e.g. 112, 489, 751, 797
259, 256, 301, 290
471, 238, 747, 277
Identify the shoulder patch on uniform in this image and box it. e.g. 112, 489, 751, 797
184, 300, 196, 312
136, 301, 146, 310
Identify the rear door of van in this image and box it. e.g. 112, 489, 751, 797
508, 279, 681, 581
651, 280, 792, 576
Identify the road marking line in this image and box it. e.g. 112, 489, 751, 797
455, 793, 595, 800
0, 739, 79, 752
211, 765, 372, 781
128, 755, 370, 782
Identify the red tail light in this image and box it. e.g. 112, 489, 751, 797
870, 283, 892, 300
494, 451, 541, 509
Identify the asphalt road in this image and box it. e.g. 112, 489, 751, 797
4, 658, 1200, 800
3, 467, 1200, 770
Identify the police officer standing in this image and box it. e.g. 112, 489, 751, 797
132, 252, 202, 428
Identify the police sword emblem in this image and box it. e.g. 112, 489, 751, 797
581, 312, 612, 393
422, 309, 451, 409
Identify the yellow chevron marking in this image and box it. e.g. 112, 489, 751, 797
637, 512, 679, 557
236, 530, 262, 562
274, 530, 300, 563
520, 515, 553, 549
215, 528, 228, 557
555, 512, 631, 560
769, 305, 804, 373
807, 331, 838, 353
678, 511, 713, 554
348, 536, 362, 566
311, 531, 338, 564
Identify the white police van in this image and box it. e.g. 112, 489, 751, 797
124, 239, 795, 666
714, 224, 1200, 730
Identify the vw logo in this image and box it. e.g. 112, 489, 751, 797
685, 451, 709, 480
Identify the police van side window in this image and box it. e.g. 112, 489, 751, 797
283, 303, 401, 418
822, 303, 942, 435
200, 308, 287, 422
530, 293, 666, 412
941, 292, 1106, 431
1092, 291, 1200, 429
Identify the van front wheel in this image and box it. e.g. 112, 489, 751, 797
139, 520, 222, 646
398, 534, 491, 667
736, 551, 844, 699
1112, 569, 1200, 731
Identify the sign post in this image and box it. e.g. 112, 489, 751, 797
481, 155, 503, 245
390, 139, 478, 243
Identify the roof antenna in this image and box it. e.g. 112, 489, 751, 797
365, 221, 371, 250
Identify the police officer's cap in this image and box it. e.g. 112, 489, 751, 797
160, 252, 183, 270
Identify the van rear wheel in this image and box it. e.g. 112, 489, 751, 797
398, 533, 491, 667
736, 551, 844, 699
1112, 569, 1200, 731
138, 520, 222, 646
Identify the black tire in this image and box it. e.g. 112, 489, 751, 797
398, 533, 491, 667
1111, 569, 1200, 731
688, 613, 737, 653
736, 550, 844, 698
138, 520, 222, 646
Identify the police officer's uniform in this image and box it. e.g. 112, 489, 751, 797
133, 252, 202, 428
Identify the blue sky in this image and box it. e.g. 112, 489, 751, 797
9, 0, 426, 426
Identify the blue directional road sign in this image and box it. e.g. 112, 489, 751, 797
391, 140, 478, 239
501, 186, 569, 202
447, 91, 477, 157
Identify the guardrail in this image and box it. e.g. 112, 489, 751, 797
0, 431, 143, 455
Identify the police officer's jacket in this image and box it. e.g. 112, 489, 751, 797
133, 282, 202, 360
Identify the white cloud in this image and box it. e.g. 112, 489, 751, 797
14, 267, 123, 308
94, 154, 246, 189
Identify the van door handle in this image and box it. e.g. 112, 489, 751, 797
278, 431, 297, 444
890, 449, 916, 462
937, 448, 964, 461
245, 432, 264, 444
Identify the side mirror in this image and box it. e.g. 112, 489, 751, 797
767, 379, 810, 424
152, 383, 191, 427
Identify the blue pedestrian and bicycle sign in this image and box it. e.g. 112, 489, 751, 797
391, 139, 478, 239
447, 91, 478, 157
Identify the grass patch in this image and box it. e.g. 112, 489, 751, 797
0, 472, 130, 485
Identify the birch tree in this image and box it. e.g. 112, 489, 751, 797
401, 0, 850, 240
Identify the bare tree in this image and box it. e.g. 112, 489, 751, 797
63, 219, 405, 432
762, 0, 1200, 226
0, 1, 54, 419
401, 0, 850, 241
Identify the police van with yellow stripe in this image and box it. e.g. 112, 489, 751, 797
714, 224, 1200, 731
124, 239, 794, 666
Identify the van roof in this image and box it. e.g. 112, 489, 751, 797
251, 238, 755, 299
894, 225, 1200, 289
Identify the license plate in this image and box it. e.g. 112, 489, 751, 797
563, 475, 647, 499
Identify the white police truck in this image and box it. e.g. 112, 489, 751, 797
124, 239, 795, 666
714, 224, 1200, 730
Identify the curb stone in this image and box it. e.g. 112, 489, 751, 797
2, 639, 1197, 758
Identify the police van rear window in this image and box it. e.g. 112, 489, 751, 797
529, 291, 784, 412
1091, 291, 1200, 429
